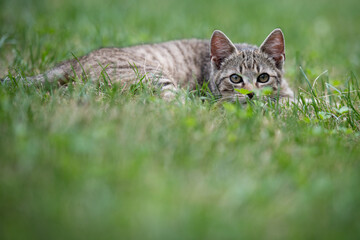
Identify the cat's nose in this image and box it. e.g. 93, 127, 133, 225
247, 92, 255, 99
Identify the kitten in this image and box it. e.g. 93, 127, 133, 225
22, 29, 294, 102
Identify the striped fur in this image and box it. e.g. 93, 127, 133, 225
26, 29, 294, 102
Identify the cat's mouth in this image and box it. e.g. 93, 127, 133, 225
219, 94, 253, 104
220, 93, 277, 104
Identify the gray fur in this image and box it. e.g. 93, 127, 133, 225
26, 29, 294, 102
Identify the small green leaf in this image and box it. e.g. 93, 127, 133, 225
234, 88, 252, 95
339, 106, 350, 114
318, 111, 331, 120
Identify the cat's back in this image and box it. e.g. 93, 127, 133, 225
89, 39, 209, 64
83, 39, 210, 86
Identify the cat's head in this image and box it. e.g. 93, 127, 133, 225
208, 29, 292, 103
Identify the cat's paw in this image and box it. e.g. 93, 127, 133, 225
161, 90, 186, 105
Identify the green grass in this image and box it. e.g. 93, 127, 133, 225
1, 0, 360, 239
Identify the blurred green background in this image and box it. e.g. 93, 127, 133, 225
1, 0, 360, 239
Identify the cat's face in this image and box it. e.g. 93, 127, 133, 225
209, 29, 288, 103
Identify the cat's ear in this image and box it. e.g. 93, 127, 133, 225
260, 29, 285, 69
210, 30, 238, 69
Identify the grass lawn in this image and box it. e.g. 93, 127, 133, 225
1, 0, 360, 239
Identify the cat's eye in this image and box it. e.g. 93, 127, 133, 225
230, 74, 243, 84
257, 73, 270, 83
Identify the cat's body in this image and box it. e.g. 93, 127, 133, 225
24, 29, 294, 102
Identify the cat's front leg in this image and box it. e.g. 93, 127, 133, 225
155, 77, 181, 102
137, 69, 184, 102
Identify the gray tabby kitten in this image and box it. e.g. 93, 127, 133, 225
27, 28, 294, 102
